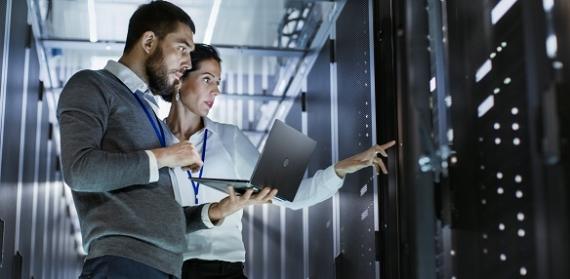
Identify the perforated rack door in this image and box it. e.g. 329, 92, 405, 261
443, 0, 559, 278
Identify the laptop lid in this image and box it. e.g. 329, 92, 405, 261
249, 119, 317, 201
190, 120, 317, 202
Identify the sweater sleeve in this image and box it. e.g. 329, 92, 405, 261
57, 70, 152, 192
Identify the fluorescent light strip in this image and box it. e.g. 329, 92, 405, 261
262, 204, 268, 279
237, 56, 244, 128
430, 77, 436, 92
277, 78, 287, 93
248, 56, 254, 123
50, 182, 60, 279
301, 107, 309, 279
41, 140, 53, 279
0, 0, 13, 180
477, 95, 495, 118
546, 34, 558, 58
15, 48, 31, 251
447, 129, 454, 142
247, 207, 254, 277
368, 0, 380, 239
87, 0, 98, 42
445, 95, 452, 107
29, 99, 44, 276
302, 207, 309, 277
262, 57, 268, 90
329, 26, 341, 259
543, 0, 554, 12
491, 0, 518, 25
203, 0, 222, 44
475, 59, 492, 82
280, 207, 286, 279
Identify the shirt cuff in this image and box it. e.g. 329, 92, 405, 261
324, 165, 345, 191
201, 203, 225, 228
145, 150, 159, 183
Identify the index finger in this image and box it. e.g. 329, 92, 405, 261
380, 140, 396, 150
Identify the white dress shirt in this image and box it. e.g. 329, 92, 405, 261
168, 117, 345, 262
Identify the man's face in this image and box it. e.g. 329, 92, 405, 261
145, 22, 194, 98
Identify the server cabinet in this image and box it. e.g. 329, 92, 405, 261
0, 0, 83, 277
336, 0, 382, 277
373, 0, 570, 278
307, 40, 334, 279
0, 0, 32, 276
282, 96, 305, 279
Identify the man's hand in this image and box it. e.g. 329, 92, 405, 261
334, 140, 396, 177
150, 142, 203, 172
208, 187, 278, 223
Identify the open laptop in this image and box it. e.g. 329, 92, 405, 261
190, 119, 317, 202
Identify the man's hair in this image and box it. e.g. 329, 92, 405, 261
124, 1, 195, 53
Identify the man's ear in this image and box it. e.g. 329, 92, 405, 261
140, 31, 158, 55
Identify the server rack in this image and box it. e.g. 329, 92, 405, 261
373, 0, 570, 278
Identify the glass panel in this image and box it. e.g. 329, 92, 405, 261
40, 0, 338, 137
41, 0, 335, 48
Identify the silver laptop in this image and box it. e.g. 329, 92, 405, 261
190, 119, 317, 202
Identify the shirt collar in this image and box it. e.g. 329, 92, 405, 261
203, 117, 219, 135
104, 60, 149, 94
168, 117, 220, 143
104, 60, 161, 113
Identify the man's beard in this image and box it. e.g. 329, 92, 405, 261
145, 46, 179, 100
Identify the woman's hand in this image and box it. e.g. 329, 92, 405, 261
334, 140, 396, 177
208, 187, 278, 223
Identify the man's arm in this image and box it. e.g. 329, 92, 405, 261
183, 204, 208, 232
58, 71, 203, 192
58, 71, 153, 192
183, 187, 277, 233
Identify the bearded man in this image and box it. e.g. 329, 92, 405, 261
56, 2, 269, 278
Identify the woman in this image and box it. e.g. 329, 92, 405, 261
165, 44, 395, 279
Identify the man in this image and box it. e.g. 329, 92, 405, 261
57, 1, 275, 278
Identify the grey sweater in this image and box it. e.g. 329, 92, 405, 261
57, 69, 205, 277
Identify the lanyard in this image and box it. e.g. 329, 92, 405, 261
187, 129, 208, 204
132, 91, 166, 147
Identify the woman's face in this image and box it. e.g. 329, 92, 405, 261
178, 58, 221, 116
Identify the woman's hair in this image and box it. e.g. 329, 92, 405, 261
187, 43, 222, 74
164, 44, 222, 102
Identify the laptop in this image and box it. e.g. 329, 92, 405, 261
190, 119, 317, 202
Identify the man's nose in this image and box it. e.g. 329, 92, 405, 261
181, 54, 192, 71
181, 63, 191, 72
